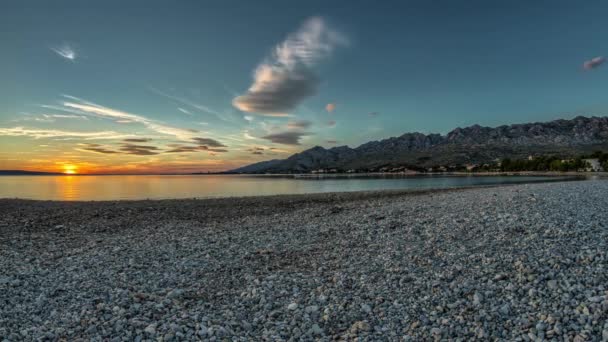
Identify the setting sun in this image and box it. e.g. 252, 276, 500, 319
62, 164, 78, 174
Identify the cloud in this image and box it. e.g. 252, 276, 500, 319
13, 113, 88, 123
177, 107, 193, 115
164, 145, 207, 153
327, 120, 336, 127
326, 140, 338, 144
119, 144, 161, 156
165, 145, 228, 153
191, 137, 226, 147
583, 56, 605, 70
287, 120, 312, 129
247, 146, 266, 155
51, 43, 76, 61
368, 112, 380, 117
326, 103, 336, 113
207, 148, 228, 153
261, 131, 311, 145
148, 87, 227, 122
58, 95, 201, 141
80, 144, 120, 154
0, 126, 134, 140
165, 138, 228, 153
43, 114, 88, 120
123, 138, 152, 143
233, 17, 347, 116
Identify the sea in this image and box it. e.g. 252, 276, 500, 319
0, 174, 573, 201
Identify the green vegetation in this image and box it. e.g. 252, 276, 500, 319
500, 151, 608, 172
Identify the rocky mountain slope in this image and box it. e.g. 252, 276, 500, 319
231, 116, 608, 173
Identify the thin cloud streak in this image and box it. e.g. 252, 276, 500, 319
0, 127, 135, 140
177, 107, 193, 115
60, 95, 202, 141
51, 43, 76, 61
148, 87, 233, 124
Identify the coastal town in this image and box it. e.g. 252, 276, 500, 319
307, 152, 608, 175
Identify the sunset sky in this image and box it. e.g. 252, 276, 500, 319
2, 0, 608, 174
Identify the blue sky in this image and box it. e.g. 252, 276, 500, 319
1, 0, 608, 173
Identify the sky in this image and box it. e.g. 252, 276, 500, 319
1, 0, 608, 174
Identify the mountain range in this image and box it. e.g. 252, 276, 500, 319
231, 116, 608, 173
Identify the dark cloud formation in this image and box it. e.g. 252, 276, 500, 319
287, 120, 313, 129
233, 67, 318, 116
119, 144, 160, 156
583, 56, 605, 70
247, 146, 265, 155
80, 143, 120, 154
191, 137, 226, 147
165, 145, 207, 153
123, 138, 152, 143
368, 112, 380, 117
261, 131, 311, 145
165, 142, 228, 154
233, 17, 347, 116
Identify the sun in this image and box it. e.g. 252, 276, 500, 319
62, 164, 78, 175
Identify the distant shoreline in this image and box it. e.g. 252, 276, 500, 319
1, 170, 606, 177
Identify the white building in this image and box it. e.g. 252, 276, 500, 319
583, 158, 604, 172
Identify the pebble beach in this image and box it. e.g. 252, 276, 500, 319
1, 180, 607, 341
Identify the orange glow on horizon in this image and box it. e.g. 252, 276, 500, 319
62, 164, 78, 174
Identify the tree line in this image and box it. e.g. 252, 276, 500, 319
500, 151, 608, 172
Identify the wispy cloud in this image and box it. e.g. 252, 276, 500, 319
177, 107, 193, 115
368, 111, 380, 117
119, 143, 161, 156
123, 138, 152, 143
13, 113, 88, 123
148, 87, 229, 123
51, 43, 76, 61
44, 114, 88, 120
79, 143, 120, 154
583, 56, 605, 70
58, 95, 203, 141
165, 145, 228, 153
233, 17, 347, 116
192, 137, 226, 147
326, 103, 336, 113
261, 131, 311, 145
0, 127, 134, 140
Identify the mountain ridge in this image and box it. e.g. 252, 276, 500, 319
231, 116, 608, 173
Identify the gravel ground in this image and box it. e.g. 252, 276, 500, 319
1, 180, 607, 341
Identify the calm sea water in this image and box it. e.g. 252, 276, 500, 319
0, 174, 570, 201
